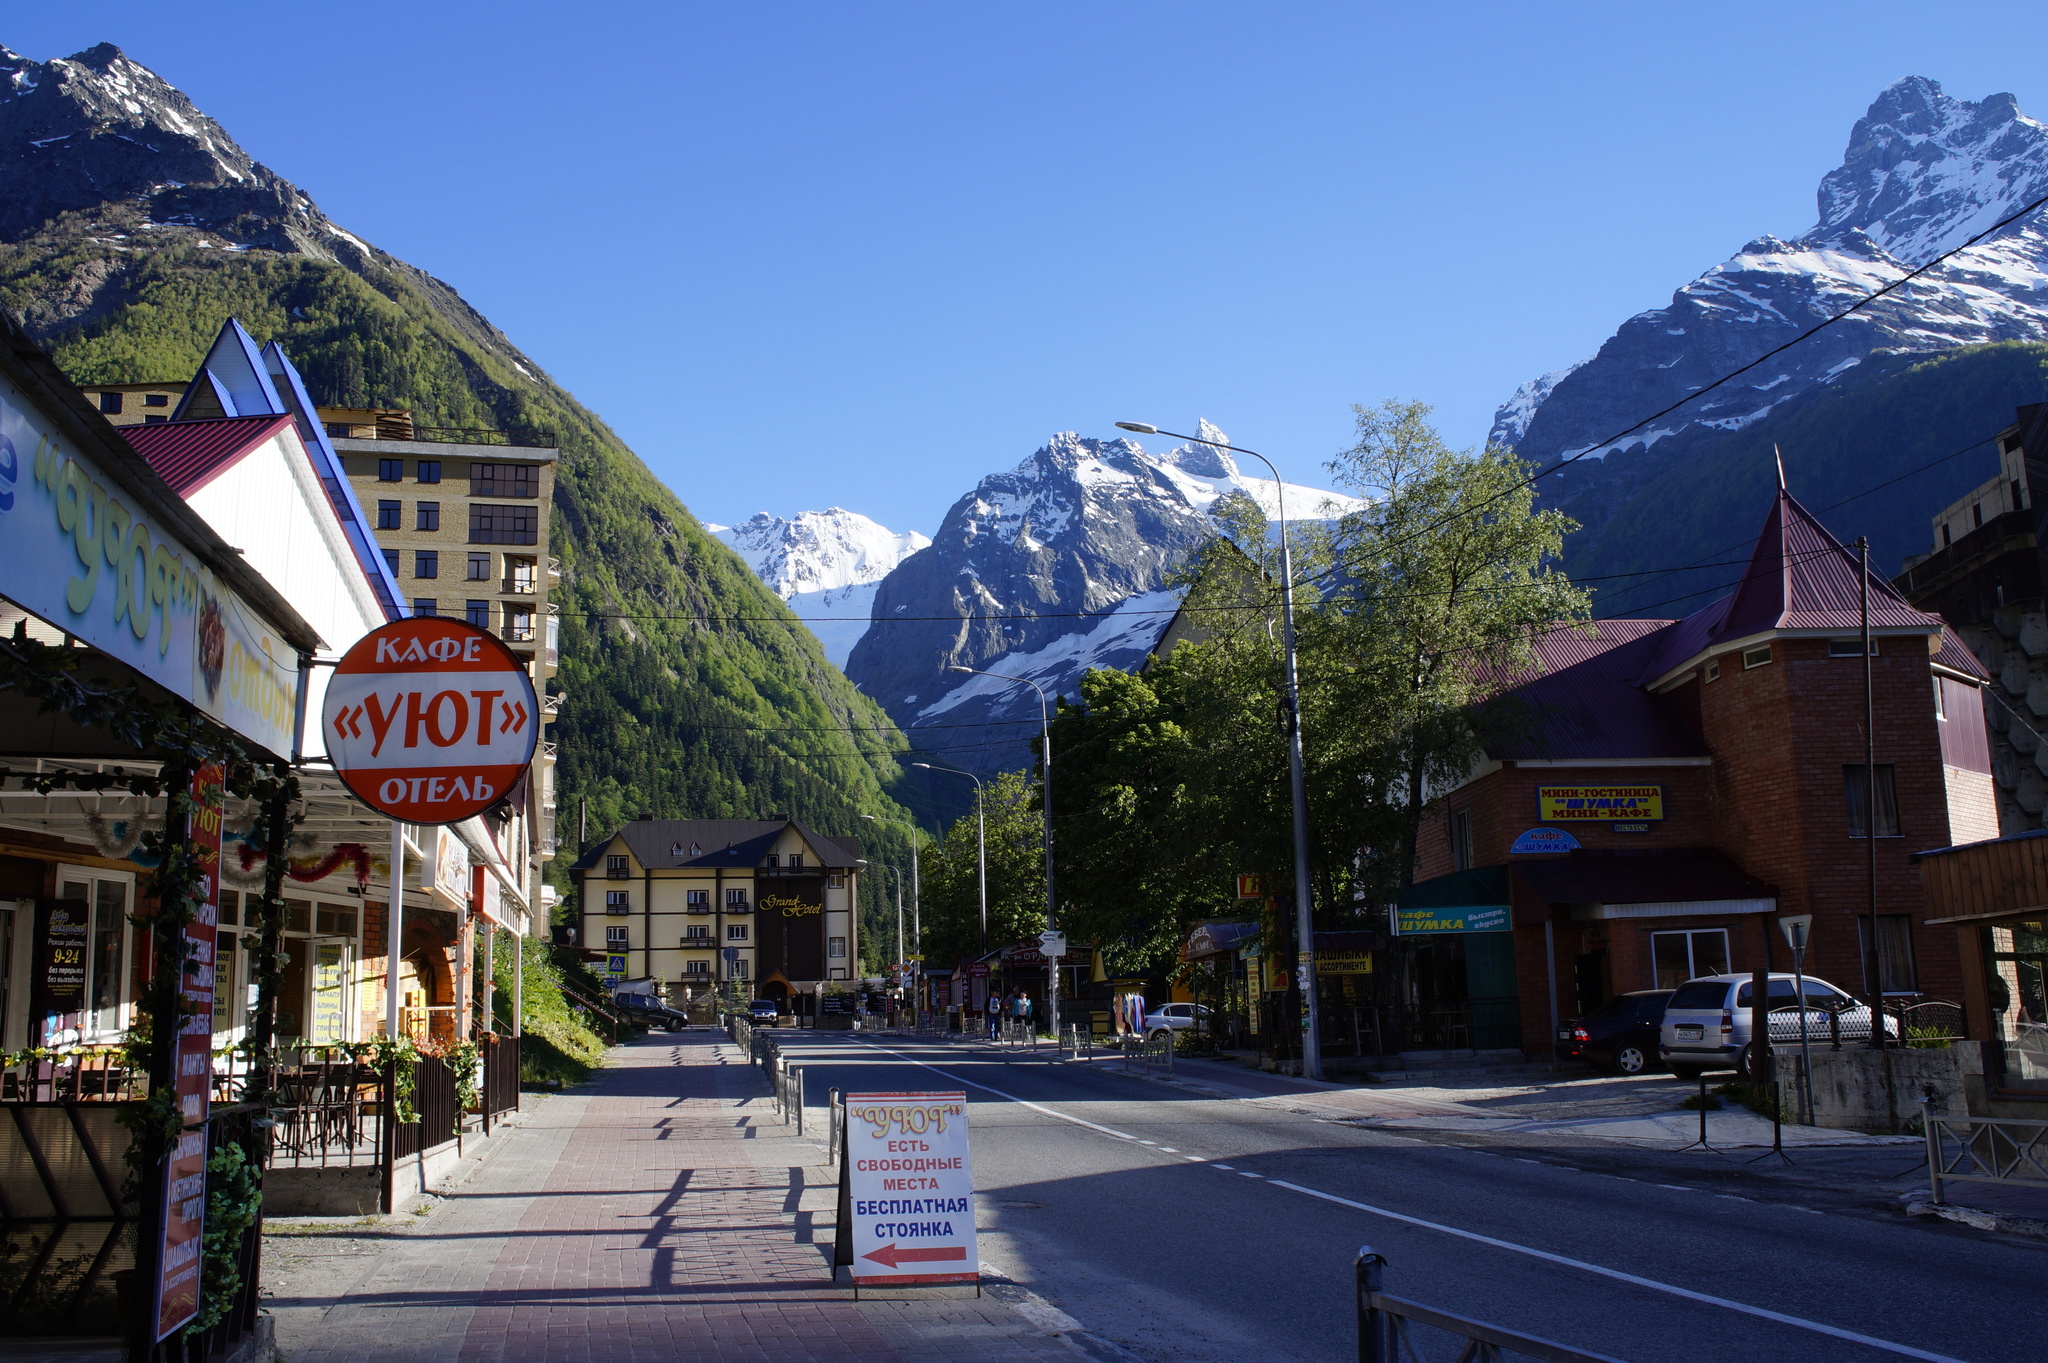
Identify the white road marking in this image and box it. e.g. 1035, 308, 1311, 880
1269, 1179, 1967, 1363
1213, 1164, 1236, 1171
843, 1037, 1959, 1361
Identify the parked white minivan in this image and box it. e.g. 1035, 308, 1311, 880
1657, 973, 1896, 1080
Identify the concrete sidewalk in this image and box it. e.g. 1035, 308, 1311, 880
264, 1032, 1107, 1363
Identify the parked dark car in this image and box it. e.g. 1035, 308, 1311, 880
617, 996, 689, 1032
1557, 990, 1672, 1074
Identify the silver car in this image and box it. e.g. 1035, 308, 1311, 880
1658, 972, 1895, 1080
1142, 1002, 1212, 1042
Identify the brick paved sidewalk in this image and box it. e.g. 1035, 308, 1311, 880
269, 1032, 1094, 1363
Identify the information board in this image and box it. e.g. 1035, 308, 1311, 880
157, 761, 224, 1341
28, 899, 90, 1044
1536, 785, 1663, 822
1394, 903, 1511, 935
836, 1091, 977, 1285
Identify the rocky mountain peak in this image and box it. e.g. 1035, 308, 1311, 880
1490, 77, 2048, 474
0, 42, 364, 263
710, 507, 929, 600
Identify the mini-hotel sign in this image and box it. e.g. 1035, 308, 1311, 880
1536, 785, 1663, 822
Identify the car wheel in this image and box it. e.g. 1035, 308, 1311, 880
1613, 1044, 1649, 1075
1735, 1043, 1761, 1080
1669, 1064, 1707, 1082
1148, 1029, 1172, 1044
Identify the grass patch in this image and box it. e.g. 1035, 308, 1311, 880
480, 935, 608, 1087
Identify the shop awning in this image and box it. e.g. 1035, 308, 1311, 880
1512, 852, 1775, 921
1181, 920, 1258, 960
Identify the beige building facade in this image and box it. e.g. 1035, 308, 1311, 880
571, 818, 862, 999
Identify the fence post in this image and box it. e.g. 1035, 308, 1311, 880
1922, 1093, 1945, 1206
1356, 1245, 1387, 1363
795, 1066, 804, 1137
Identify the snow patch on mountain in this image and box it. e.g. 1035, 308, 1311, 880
915, 590, 1182, 721
709, 508, 929, 668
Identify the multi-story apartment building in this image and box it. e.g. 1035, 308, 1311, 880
327, 417, 562, 907
570, 817, 863, 1001
76, 359, 564, 920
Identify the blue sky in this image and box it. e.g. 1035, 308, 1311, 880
11, 3, 2048, 534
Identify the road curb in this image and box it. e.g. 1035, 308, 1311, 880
1902, 1194, 2048, 1239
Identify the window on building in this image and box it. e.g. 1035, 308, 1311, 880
1974, 503, 1985, 528
382, 548, 400, 575
416, 501, 441, 532
829, 936, 846, 959
1742, 645, 1772, 669
605, 890, 630, 915
1942, 522, 1953, 548
144, 393, 169, 408
765, 854, 778, 868
728, 924, 748, 941
315, 906, 356, 935
1844, 764, 1901, 838
828, 874, 845, 889
412, 598, 437, 617
685, 924, 710, 941
1934, 678, 1947, 721
377, 499, 402, 530
730, 959, 749, 979
1705, 660, 1720, 683
830, 967, 849, 981
605, 926, 628, 947
1650, 928, 1729, 990
98, 392, 123, 414
1828, 638, 1877, 657
471, 462, 540, 498
686, 890, 710, 912
1449, 809, 1472, 872
466, 599, 490, 628
418, 460, 442, 484
725, 888, 749, 909
467, 552, 492, 581
503, 606, 535, 642
788, 853, 803, 869
606, 854, 629, 879
1984, 920, 2048, 1091
143, 414, 168, 424
471, 503, 539, 545
684, 959, 709, 975
414, 550, 438, 579
505, 558, 537, 593
1858, 915, 1920, 994
378, 459, 404, 482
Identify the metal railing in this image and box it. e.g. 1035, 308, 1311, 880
412, 425, 559, 448
0, 1048, 143, 1102
1059, 1024, 1096, 1060
1921, 1098, 2048, 1205
1120, 1033, 1173, 1076
1357, 1247, 1629, 1363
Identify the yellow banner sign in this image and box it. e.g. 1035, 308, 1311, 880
1536, 785, 1663, 822
1316, 950, 1373, 975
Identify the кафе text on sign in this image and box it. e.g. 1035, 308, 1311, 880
322, 618, 538, 824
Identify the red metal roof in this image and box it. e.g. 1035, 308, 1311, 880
121, 414, 295, 497
1485, 619, 1709, 761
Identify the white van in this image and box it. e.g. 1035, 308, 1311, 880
1657, 973, 1895, 1080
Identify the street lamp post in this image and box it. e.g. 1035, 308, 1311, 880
863, 813, 924, 1002
948, 665, 1059, 1035
1115, 421, 1324, 1080
913, 762, 987, 956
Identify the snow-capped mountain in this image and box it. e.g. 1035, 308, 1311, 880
708, 509, 929, 667
842, 422, 1360, 781
1495, 78, 2048, 469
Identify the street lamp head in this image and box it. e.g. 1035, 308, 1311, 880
911, 762, 932, 770
947, 664, 973, 674
860, 814, 877, 821
1114, 422, 1157, 434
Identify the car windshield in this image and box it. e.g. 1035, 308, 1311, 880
1668, 981, 1731, 1010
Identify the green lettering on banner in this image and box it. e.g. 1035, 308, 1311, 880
1395, 904, 1512, 935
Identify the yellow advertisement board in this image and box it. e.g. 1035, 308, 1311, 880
1536, 785, 1663, 822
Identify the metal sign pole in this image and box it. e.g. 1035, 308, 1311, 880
386, 820, 405, 1039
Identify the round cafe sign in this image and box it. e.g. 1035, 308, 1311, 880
322, 617, 538, 823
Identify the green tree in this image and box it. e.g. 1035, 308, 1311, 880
1323, 399, 1589, 888
916, 770, 1048, 967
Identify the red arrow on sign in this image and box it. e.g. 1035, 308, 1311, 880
861, 1243, 967, 1269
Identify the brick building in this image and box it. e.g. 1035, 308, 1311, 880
1401, 483, 1998, 1055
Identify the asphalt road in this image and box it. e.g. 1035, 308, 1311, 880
763, 1030, 2048, 1363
